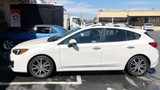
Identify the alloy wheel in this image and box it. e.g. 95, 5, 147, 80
3, 39, 14, 50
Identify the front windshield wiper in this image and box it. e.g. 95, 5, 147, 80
47, 36, 59, 42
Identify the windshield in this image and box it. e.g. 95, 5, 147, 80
47, 27, 81, 42
145, 24, 153, 26
72, 18, 81, 25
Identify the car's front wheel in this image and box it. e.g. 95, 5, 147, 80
29, 56, 54, 78
3, 39, 15, 50
127, 55, 149, 76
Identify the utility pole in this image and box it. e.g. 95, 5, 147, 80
81, 13, 83, 25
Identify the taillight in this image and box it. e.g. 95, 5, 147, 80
149, 42, 158, 48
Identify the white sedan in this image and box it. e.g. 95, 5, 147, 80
10, 25, 159, 78
144, 23, 154, 31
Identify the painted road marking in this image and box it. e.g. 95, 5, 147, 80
0, 75, 82, 85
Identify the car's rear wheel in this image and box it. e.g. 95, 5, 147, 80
29, 56, 54, 78
3, 39, 15, 50
127, 56, 149, 76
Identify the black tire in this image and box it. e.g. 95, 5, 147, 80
29, 56, 55, 78
2, 39, 15, 51
127, 55, 149, 76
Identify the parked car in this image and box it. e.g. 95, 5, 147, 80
0, 25, 67, 50
144, 23, 154, 31
9, 25, 159, 78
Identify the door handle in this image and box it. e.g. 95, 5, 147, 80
127, 46, 135, 49
93, 47, 101, 50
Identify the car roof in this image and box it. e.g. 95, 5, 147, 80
34, 25, 62, 28
79, 24, 146, 34
145, 23, 153, 24
34, 25, 67, 33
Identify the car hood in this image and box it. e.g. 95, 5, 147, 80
13, 37, 49, 49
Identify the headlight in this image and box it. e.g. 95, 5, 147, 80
12, 49, 28, 55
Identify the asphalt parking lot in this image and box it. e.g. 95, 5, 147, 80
0, 31, 160, 90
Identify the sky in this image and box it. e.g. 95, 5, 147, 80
45, 0, 160, 20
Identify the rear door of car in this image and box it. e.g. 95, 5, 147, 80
100, 28, 141, 70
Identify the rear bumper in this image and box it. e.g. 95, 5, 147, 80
150, 51, 159, 68
145, 29, 154, 31
150, 58, 159, 68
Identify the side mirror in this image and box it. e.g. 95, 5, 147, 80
68, 39, 77, 47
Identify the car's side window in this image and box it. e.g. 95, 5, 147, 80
105, 29, 126, 42
62, 29, 102, 44
36, 27, 50, 34
50, 28, 57, 33
127, 31, 141, 40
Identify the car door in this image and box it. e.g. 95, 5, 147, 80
59, 28, 103, 71
101, 28, 141, 70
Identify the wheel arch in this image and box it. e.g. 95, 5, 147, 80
124, 54, 151, 70
27, 54, 57, 73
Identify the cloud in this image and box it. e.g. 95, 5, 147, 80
78, 2, 90, 7
124, 1, 151, 5
48, 0, 74, 4
65, 7, 97, 15
46, 0, 97, 18
62, 1, 97, 15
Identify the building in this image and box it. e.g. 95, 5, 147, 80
98, 10, 160, 30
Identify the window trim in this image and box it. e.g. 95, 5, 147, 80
126, 31, 141, 41
103, 28, 127, 42
103, 28, 141, 42
58, 28, 104, 45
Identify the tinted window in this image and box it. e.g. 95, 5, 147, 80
127, 31, 141, 40
53, 26, 67, 33
105, 29, 126, 42
63, 29, 102, 44
145, 24, 153, 26
144, 32, 152, 38
50, 28, 57, 33
72, 18, 81, 25
36, 27, 50, 34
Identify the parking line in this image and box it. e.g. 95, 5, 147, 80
0, 75, 82, 85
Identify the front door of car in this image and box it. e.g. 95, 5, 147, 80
59, 28, 103, 70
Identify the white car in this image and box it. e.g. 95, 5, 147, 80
144, 23, 154, 31
9, 25, 159, 78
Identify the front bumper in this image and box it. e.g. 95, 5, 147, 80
9, 61, 14, 68
10, 52, 32, 73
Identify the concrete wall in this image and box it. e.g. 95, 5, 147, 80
154, 26, 160, 30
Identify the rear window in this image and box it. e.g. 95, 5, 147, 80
127, 31, 141, 40
144, 32, 152, 38
36, 27, 50, 34
145, 24, 153, 26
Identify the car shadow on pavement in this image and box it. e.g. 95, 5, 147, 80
48, 71, 159, 90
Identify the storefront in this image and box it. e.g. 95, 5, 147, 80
98, 10, 160, 30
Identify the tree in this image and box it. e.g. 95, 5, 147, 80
93, 17, 97, 23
